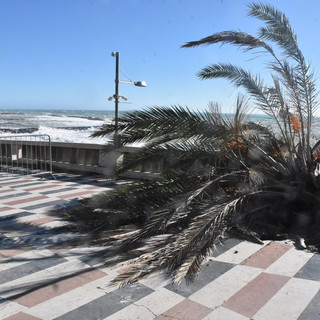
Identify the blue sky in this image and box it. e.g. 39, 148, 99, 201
1, 0, 320, 113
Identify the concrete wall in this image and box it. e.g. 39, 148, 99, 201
51, 142, 163, 179
0, 138, 163, 179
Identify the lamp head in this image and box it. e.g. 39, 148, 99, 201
134, 81, 147, 87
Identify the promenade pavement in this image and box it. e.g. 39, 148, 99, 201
0, 171, 319, 320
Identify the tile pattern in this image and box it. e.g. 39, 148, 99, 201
0, 172, 320, 319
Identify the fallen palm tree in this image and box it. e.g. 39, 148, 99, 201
68, 2, 320, 286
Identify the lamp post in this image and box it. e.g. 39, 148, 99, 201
110, 51, 147, 147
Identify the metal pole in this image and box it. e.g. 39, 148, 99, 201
113, 51, 120, 147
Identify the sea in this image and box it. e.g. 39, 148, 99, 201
1, 109, 320, 146
0, 109, 114, 144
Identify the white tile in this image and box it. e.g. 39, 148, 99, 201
6, 196, 53, 208
83, 272, 120, 293
58, 246, 107, 260
104, 302, 155, 320
190, 265, 262, 309
0, 258, 91, 298
15, 213, 47, 223
27, 281, 106, 319
25, 273, 113, 319
0, 300, 27, 320
265, 247, 313, 276
211, 241, 267, 264
204, 307, 250, 320
16, 248, 56, 259
0, 249, 53, 272
139, 274, 170, 290
0, 257, 28, 272
46, 189, 78, 195
253, 277, 320, 320
131, 287, 184, 316
0, 182, 30, 189
0, 208, 25, 216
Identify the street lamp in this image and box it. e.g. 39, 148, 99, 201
109, 51, 147, 147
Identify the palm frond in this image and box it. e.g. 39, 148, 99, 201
249, 2, 318, 154
90, 123, 116, 138
120, 171, 246, 249
182, 30, 274, 55
110, 195, 252, 287
84, 170, 201, 223
93, 105, 224, 144
198, 64, 289, 140
198, 64, 266, 104
248, 3, 299, 61
118, 137, 228, 174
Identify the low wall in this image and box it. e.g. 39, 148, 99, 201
0, 137, 163, 179
51, 142, 161, 179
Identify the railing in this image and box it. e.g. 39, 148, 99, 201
0, 137, 163, 179
0, 135, 53, 177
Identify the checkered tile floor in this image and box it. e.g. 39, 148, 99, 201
0, 172, 319, 319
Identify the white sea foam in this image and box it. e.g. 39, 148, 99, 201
0, 109, 113, 144
2, 109, 320, 146
36, 126, 110, 144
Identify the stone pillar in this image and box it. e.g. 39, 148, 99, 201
98, 149, 123, 178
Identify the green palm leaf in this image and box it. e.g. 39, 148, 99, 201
248, 3, 299, 61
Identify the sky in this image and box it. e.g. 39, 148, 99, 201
1, 0, 320, 113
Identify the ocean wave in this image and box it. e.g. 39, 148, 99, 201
0, 126, 111, 144
2, 109, 320, 146
0, 127, 38, 134
0, 109, 113, 143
